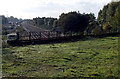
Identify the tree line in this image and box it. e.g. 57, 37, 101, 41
1, 1, 120, 36
32, 12, 97, 34
32, 1, 120, 36
32, 17, 57, 30
98, 1, 120, 33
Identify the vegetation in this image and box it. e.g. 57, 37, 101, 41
57, 12, 95, 33
2, 36, 119, 78
2, 1, 120, 36
32, 17, 57, 30
98, 1, 120, 32
32, 1, 120, 35
7, 16, 22, 23
32, 12, 97, 35
2, 1, 120, 78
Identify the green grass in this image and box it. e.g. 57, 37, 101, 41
2, 36, 119, 78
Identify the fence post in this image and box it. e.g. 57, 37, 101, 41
16, 32, 19, 40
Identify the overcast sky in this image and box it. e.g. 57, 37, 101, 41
1, 0, 112, 19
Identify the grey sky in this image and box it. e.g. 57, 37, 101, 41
1, 0, 112, 19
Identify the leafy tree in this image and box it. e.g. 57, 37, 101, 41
98, 1, 120, 33
57, 11, 95, 33
33, 17, 57, 30
112, 5, 120, 28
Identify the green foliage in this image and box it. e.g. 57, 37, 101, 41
91, 26, 102, 35
57, 11, 95, 33
112, 5, 120, 28
84, 21, 102, 35
33, 17, 57, 30
2, 35, 11, 48
98, 1, 120, 32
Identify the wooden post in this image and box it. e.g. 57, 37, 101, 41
16, 32, 19, 40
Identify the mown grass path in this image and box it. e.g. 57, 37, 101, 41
2, 36, 119, 78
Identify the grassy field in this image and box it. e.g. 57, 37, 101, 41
2, 36, 119, 78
